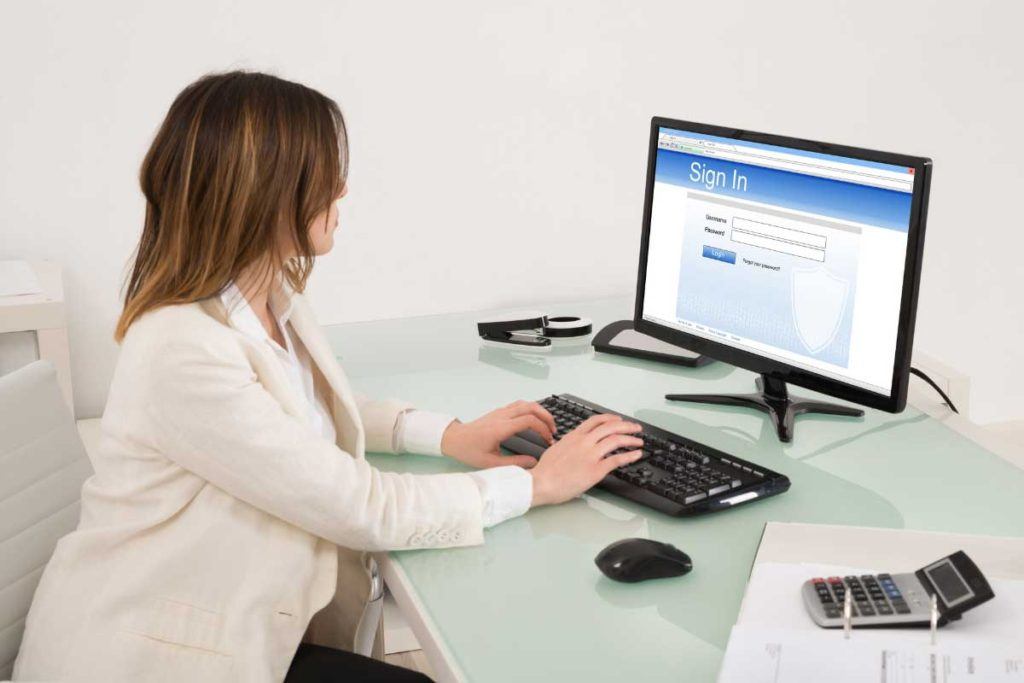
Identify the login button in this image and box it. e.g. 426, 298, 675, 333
702, 245, 736, 264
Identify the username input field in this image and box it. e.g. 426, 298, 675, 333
731, 231, 824, 261
731, 217, 827, 248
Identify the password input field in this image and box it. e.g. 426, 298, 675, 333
731, 217, 827, 248
732, 230, 825, 261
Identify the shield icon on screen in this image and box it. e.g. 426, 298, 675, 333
791, 267, 850, 354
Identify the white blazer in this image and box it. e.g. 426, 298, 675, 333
14, 293, 486, 682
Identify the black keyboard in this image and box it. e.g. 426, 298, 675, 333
500, 394, 790, 516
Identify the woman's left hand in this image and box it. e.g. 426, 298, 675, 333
440, 400, 556, 470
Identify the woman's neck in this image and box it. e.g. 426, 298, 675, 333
236, 272, 271, 315
235, 266, 285, 347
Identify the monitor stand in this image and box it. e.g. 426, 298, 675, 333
665, 373, 864, 443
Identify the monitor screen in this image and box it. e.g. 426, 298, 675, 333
640, 125, 918, 395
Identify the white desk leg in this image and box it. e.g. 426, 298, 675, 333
37, 327, 74, 412
379, 554, 465, 683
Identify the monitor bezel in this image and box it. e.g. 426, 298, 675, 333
633, 117, 932, 413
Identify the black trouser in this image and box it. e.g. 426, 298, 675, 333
285, 643, 433, 682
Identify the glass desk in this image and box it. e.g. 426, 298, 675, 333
323, 297, 1024, 682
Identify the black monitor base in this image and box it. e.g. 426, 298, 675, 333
665, 373, 864, 443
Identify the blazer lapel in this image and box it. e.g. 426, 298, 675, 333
286, 295, 366, 457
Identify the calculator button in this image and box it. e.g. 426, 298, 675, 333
878, 573, 892, 580
856, 602, 876, 616
876, 603, 894, 615
823, 605, 841, 619
892, 600, 911, 614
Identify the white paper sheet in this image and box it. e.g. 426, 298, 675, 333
718, 625, 1024, 682
0, 260, 43, 297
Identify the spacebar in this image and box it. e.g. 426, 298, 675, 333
502, 433, 546, 457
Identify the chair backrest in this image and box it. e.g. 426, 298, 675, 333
0, 361, 92, 680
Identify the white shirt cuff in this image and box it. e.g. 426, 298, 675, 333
395, 409, 456, 456
470, 466, 533, 528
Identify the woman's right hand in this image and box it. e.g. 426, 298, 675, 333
529, 414, 645, 507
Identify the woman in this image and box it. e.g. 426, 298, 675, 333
13, 71, 644, 682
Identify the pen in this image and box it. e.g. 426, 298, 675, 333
930, 594, 939, 645
843, 590, 852, 640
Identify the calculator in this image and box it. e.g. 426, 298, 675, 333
802, 550, 995, 628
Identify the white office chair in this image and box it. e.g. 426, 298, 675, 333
0, 361, 93, 680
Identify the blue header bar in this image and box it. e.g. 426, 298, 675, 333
655, 148, 912, 232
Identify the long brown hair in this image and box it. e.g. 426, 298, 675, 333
115, 71, 347, 341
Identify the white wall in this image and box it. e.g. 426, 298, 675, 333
1, 0, 1021, 424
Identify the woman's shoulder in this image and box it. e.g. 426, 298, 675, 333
127, 300, 220, 333
120, 300, 241, 360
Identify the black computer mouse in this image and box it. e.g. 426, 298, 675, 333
595, 538, 693, 583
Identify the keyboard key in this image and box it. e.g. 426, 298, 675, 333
708, 484, 730, 496
666, 490, 688, 503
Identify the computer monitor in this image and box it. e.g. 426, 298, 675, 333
634, 118, 931, 442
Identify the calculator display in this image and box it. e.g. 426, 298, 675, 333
924, 559, 973, 607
